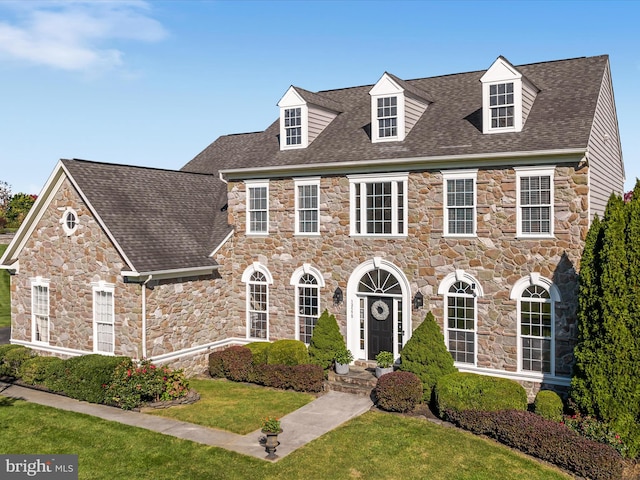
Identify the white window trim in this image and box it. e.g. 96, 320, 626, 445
245, 180, 269, 235
510, 273, 561, 377
370, 93, 406, 143
294, 177, 321, 236
480, 57, 524, 134
30, 276, 50, 345
92, 281, 115, 355
442, 169, 478, 237
59, 207, 79, 236
290, 264, 325, 344
280, 105, 308, 150
438, 270, 483, 367
242, 263, 273, 340
348, 172, 408, 237
514, 166, 555, 238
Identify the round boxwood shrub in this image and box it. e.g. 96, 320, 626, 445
308, 310, 345, 369
19, 356, 63, 386
533, 390, 564, 422
375, 371, 423, 412
435, 372, 527, 417
0, 345, 36, 378
398, 311, 456, 401
245, 342, 270, 365
267, 339, 309, 366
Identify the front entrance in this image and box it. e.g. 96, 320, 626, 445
367, 296, 394, 360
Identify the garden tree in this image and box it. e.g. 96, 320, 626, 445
571, 180, 640, 456
398, 311, 456, 401
308, 310, 345, 369
5, 193, 36, 228
0, 181, 10, 228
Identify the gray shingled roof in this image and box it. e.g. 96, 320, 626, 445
182, 55, 607, 176
62, 159, 231, 273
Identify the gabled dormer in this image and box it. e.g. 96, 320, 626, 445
480, 56, 539, 134
369, 72, 431, 143
277, 86, 342, 151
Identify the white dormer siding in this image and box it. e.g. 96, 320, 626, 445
278, 86, 339, 150
481, 56, 538, 134
369, 73, 428, 143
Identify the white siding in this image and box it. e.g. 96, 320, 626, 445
404, 94, 428, 135
308, 106, 338, 144
587, 61, 625, 219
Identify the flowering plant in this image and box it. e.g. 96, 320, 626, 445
261, 416, 281, 433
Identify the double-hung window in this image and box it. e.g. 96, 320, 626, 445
520, 285, 553, 373
297, 273, 320, 344
349, 173, 407, 236
246, 180, 269, 234
489, 82, 514, 129
93, 282, 115, 354
31, 278, 49, 344
295, 178, 320, 235
515, 167, 554, 237
446, 281, 476, 364
284, 107, 302, 146
248, 272, 268, 339
443, 170, 477, 236
377, 96, 398, 139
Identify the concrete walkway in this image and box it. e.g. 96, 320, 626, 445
0, 382, 373, 461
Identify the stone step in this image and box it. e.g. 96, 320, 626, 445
326, 365, 378, 397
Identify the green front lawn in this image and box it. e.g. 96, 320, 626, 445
0, 244, 9, 328
0, 396, 570, 479
145, 379, 314, 434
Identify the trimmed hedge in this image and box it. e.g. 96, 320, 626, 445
58, 354, 128, 404
209, 346, 254, 382
254, 363, 324, 392
435, 372, 527, 415
0, 345, 36, 377
18, 356, 64, 386
245, 342, 270, 365
267, 339, 309, 366
533, 390, 564, 422
374, 371, 423, 412
446, 409, 625, 480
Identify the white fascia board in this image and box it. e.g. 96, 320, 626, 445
121, 265, 218, 281
0, 161, 67, 269
210, 229, 235, 257
219, 148, 586, 181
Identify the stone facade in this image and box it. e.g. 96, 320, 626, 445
220, 162, 589, 394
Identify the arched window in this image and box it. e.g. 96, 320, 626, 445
242, 264, 273, 340
438, 270, 481, 366
511, 274, 560, 375
290, 264, 325, 344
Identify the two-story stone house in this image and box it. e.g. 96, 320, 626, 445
0, 55, 624, 395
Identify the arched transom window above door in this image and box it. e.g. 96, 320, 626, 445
358, 268, 402, 295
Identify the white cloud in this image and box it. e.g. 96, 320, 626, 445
0, 0, 167, 72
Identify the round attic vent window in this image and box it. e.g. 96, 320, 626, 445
61, 208, 78, 236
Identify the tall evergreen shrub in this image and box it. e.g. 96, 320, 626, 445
308, 310, 345, 369
571, 181, 640, 457
398, 311, 456, 401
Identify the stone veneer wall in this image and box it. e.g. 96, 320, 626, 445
222, 163, 590, 393
10, 177, 142, 358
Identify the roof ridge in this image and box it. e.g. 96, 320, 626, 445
63, 158, 217, 178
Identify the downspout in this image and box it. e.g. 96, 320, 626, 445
141, 275, 153, 359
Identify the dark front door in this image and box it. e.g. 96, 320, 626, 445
367, 296, 394, 360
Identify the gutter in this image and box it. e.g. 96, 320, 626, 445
219, 148, 586, 181
121, 265, 218, 282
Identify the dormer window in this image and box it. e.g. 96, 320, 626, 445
481, 56, 538, 134
377, 96, 398, 138
489, 82, 514, 128
369, 72, 430, 144
284, 108, 302, 146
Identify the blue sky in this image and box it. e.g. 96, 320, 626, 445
1, 0, 638, 196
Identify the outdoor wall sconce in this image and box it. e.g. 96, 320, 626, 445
413, 291, 424, 310
333, 287, 343, 305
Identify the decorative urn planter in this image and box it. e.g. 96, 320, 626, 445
261, 428, 282, 460
375, 351, 395, 378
